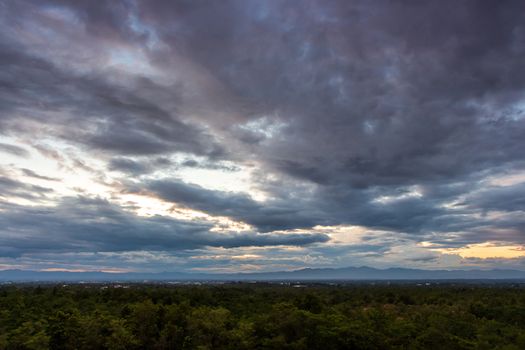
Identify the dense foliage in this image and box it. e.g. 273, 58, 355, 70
1, 283, 524, 349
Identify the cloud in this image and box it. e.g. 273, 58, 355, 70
0, 175, 54, 202
20, 168, 60, 181
0, 196, 329, 258
136, 0, 525, 187
146, 179, 324, 232
465, 182, 525, 213
0, 26, 223, 160
0, 0, 524, 271
0, 143, 29, 157
108, 157, 153, 175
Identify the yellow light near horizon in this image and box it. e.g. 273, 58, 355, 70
442, 242, 525, 259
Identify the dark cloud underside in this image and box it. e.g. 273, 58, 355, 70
0, 0, 524, 271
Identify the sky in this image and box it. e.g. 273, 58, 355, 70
1, 0, 525, 273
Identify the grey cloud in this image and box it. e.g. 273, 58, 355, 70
465, 182, 525, 213
0, 174, 54, 201
0, 196, 329, 257
147, 179, 325, 232
133, 0, 525, 246
3, 0, 524, 186
80, 79, 225, 157
137, 0, 525, 187
1, 0, 525, 270
108, 157, 152, 175
20, 168, 59, 181
0, 27, 223, 160
107, 157, 238, 177
0, 143, 29, 157
145, 175, 524, 246
180, 159, 240, 172
108, 157, 175, 175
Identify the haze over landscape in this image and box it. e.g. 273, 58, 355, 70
1, 0, 525, 276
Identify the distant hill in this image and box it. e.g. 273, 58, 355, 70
1, 266, 525, 282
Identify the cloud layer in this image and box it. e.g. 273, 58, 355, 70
0, 0, 524, 272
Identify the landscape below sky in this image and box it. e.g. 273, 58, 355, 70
1, 0, 525, 275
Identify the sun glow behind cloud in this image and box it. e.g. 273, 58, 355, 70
440, 243, 525, 259
372, 186, 424, 204
2, 126, 525, 272
1, 140, 263, 235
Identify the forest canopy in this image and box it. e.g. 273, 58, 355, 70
1, 283, 525, 349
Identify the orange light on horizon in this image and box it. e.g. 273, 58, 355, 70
439, 242, 525, 259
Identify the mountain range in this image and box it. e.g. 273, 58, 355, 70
1, 266, 525, 282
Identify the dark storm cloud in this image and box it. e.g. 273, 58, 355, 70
144, 176, 523, 249
135, 0, 525, 185
3, 0, 524, 182
322, 182, 493, 235
1, 0, 525, 269
0, 19, 222, 159
80, 78, 225, 157
129, 0, 525, 246
147, 179, 324, 232
0, 197, 329, 257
